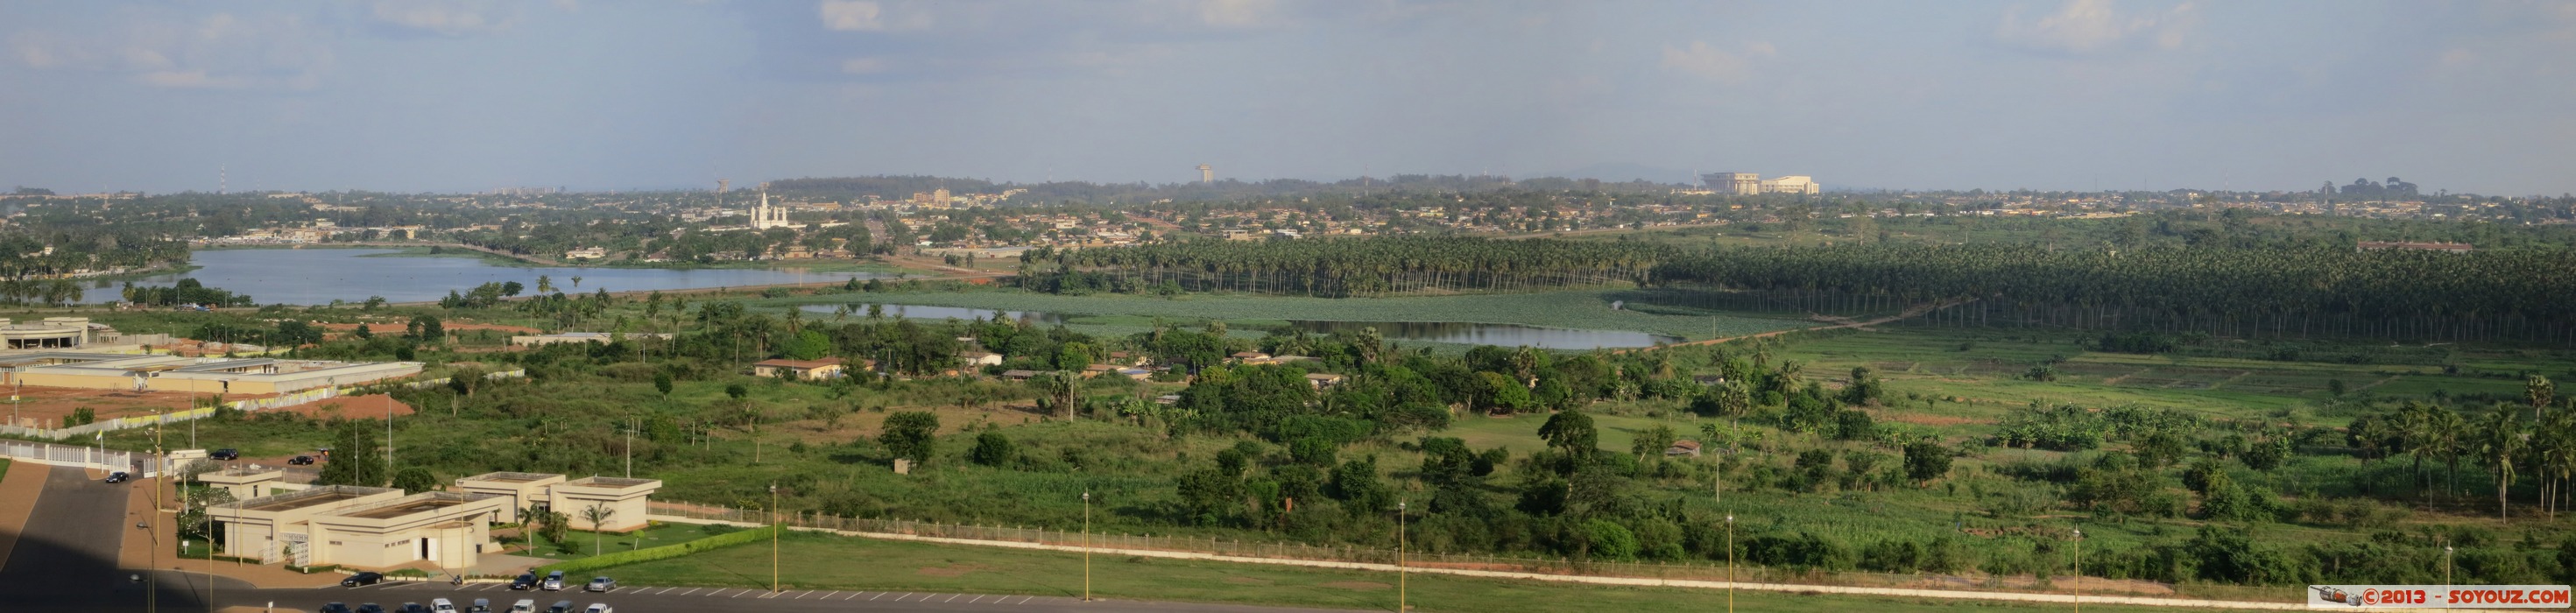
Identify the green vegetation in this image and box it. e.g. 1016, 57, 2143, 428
532, 524, 768, 574
763, 287, 1804, 342
603, 528, 2209, 613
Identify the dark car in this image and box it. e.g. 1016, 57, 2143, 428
320, 603, 353, 613
210, 448, 240, 461
546, 601, 575, 613
356, 605, 386, 613
103, 472, 130, 484
399, 603, 428, 613
509, 573, 539, 590
468, 598, 491, 613
342, 572, 385, 588
290, 455, 317, 465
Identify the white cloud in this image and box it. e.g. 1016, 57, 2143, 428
1196, 0, 1281, 28
819, 0, 930, 32
1660, 40, 1772, 85
370, 0, 518, 37
10, 11, 334, 89
1995, 0, 2196, 54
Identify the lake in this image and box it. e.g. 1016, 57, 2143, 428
89, 249, 880, 305
799, 303, 1680, 349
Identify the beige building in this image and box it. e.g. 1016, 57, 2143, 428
551, 476, 662, 532
0, 318, 92, 349
508, 332, 673, 347
454, 471, 662, 532
1700, 173, 1821, 195
453, 471, 567, 523
307, 492, 509, 569
0, 353, 420, 395
208, 485, 510, 570
200, 466, 299, 501
752, 357, 846, 380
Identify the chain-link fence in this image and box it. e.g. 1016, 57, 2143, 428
646, 500, 2297, 603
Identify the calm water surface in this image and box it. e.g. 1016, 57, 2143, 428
801, 303, 1678, 349
89, 249, 879, 305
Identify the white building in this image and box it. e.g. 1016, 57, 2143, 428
1701, 173, 1821, 195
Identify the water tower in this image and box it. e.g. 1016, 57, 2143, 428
1197, 165, 1213, 184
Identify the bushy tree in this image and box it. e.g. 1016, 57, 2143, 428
879, 411, 941, 465
970, 432, 1016, 467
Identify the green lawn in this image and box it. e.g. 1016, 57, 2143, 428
522, 522, 733, 560
603, 530, 2263, 613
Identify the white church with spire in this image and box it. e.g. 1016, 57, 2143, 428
748, 190, 792, 230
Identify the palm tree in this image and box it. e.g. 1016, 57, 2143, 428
582, 502, 617, 554
2528, 375, 2555, 421
2477, 409, 2525, 518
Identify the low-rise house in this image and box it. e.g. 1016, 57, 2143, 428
1665, 440, 1703, 458
752, 356, 846, 380
957, 351, 1003, 367
999, 369, 1040, 382
1304, 373, 1347, 389
1229, 351, 1272, 364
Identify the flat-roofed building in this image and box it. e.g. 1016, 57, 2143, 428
453, 471, 566, 523
306, 491, 508, 569
752, 357, 845, 381
207, 485, 405, 566
0, 353, 420, 395
200, 466, 295, 501
549, 476, 663, 532
508, 332, 673, 347
0, 317, 91, 349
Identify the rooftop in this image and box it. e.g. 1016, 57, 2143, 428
562, 476, 659, 489
219, 485, 397, 513
458, 471, 560, 483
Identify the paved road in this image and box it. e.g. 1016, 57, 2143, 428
223, 582, 1356, 613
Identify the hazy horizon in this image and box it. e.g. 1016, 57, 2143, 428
5, 1, 2572, 196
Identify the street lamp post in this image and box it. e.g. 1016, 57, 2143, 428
2071, 528, 2082, 613
2445, 544, 2454, 588
1397, 501, 1408, 613
1726, 515, 1735, 613
1083, 491, 1092, 602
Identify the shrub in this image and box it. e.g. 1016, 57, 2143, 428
536, 524, 775, 574
969, 432, 1016, 467
1582, 518, 1640, 560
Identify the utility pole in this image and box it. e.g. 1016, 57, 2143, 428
385, 391, 394, 486
2071, 528, 2081, 613
1083, 491, 1091, 602
624, 418, 634, 478
769, 483, 780, 595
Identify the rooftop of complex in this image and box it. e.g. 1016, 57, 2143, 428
458, 471, 561, 483
219, 485, 399, 513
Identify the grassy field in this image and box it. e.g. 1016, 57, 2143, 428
521, 523, 735, 560
757, 288, 1810, 342
605, 530, 2245, 613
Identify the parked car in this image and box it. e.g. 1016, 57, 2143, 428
398, 602, 427, 613
545, 601, 574, 613
540, 571, 565, 591
582, 604, 613, 613
430, 598, 456, 613
342, 572, 385, 588
289, 455, 317, 465
582, 577, 614, 592
468, 599, 490, 613
507, 600, 535, 613
103, 472, 129, 484
319, 603, 353, 613
210, 448, 240, 461
356, 605, 385, 613
509, 573, 538, 590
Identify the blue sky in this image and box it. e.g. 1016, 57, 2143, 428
4, 1, 2572, 195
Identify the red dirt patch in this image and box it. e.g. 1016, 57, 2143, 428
0, 386, 217, 429
261, 393, 415, 419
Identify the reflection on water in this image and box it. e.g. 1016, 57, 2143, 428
88, 249, 880, 305
1289, 320, 1680, 349
801, 303, 1676, 349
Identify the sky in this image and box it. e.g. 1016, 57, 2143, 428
4, 0, 2573, 195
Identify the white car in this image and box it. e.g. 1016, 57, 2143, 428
430, 599, 456, 613
508, 600, 534, 613
582, 605, 613, 613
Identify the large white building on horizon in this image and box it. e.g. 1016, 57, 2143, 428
1702, 173, 1821, 195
